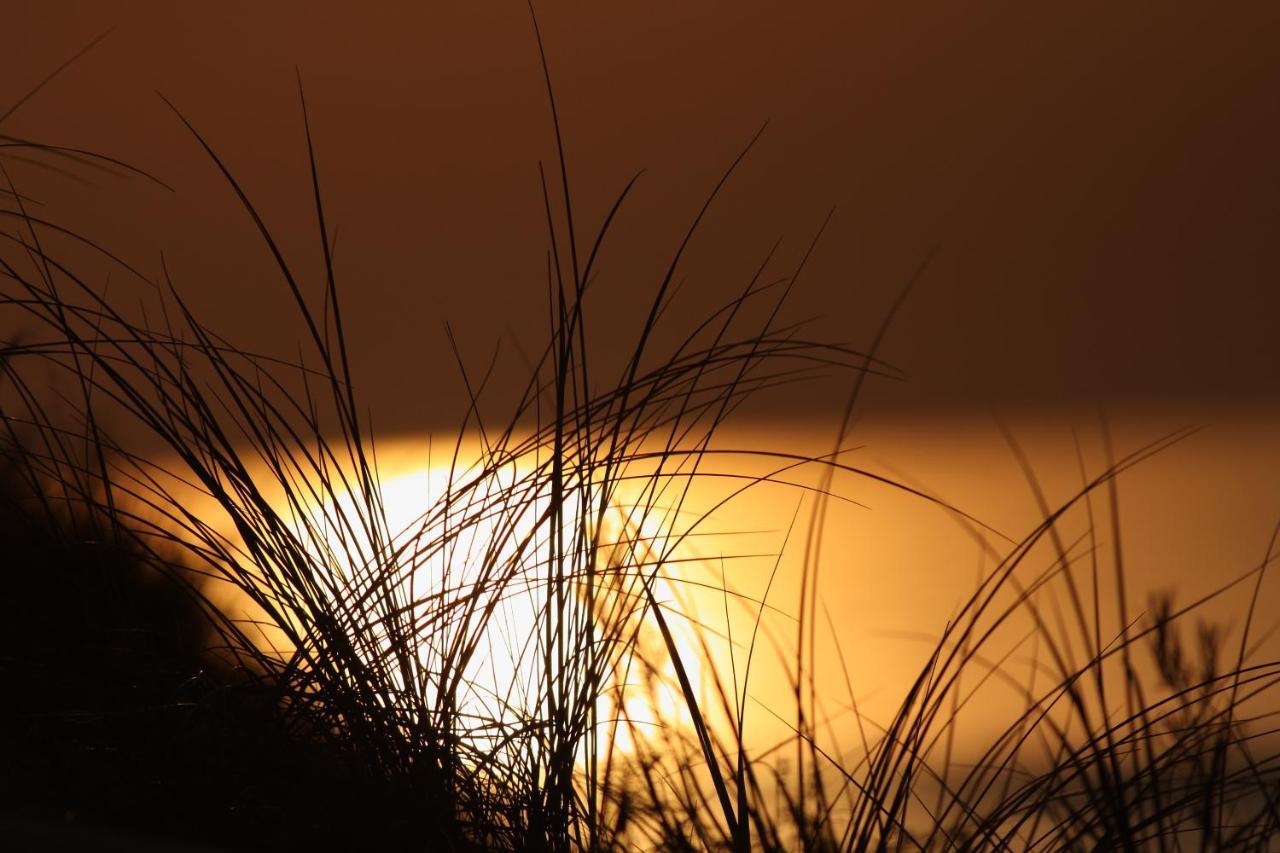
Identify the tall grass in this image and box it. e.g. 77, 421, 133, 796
3, 23, 1279, 851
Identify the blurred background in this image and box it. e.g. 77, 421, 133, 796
7, 0, 1280, 766
8, 0, 1279, 427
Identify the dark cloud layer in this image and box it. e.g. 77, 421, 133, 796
8, 2, 1279, 431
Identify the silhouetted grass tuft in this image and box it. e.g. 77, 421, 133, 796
2, 23, 1278, 852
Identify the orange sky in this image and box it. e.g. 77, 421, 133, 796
7, 1, 1280, 431
9, 5, 1280, 768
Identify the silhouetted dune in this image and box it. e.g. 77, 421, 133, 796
0, 449, 463, 851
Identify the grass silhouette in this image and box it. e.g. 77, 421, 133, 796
2, 20, 1279, 852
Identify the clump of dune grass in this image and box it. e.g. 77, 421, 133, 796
4, 20, 1280, 852
1, 35, 900, 846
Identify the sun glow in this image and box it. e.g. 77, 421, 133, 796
218, 436, 717, 759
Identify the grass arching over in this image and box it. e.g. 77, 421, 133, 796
2, 26, 1280, 852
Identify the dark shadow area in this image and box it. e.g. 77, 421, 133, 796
0, 443, 461, 851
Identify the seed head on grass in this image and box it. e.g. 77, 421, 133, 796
3, 21, 1280, 851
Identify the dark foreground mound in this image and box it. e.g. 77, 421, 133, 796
0, 453, 462, 852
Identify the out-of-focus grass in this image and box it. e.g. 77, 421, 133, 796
2, 20, 1278, 852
